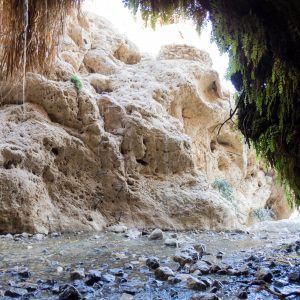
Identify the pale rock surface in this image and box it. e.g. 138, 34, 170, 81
0, 13, 291, 233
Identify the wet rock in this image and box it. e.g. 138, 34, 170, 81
187, 276, 207, 291
70, 268, 85, 280
181, 245, 199, 261
194, 243, 206, 258
146, 256, 160, 270
216, 251, 223, 259
59, 284, 82, 300
164, 238, 178, 247
211, 280, 222, 290
101, 273, 115, 283
167, 276, 182, 284
85, 270, 102, 286
107, 225, 127, 233
237, 289, 248, 299
274, 279, 288, 287
154, 266, 174, 280
123, 263, 133, 270
246, 255, 260, 262
189, 261, 210, 274
173, 252, 193, 267
256, 268, 273, 282
201, 277, 212, 287
190, 292, 219, 299
25, 284, 38, 292
33, 233, 45, 241
17, 267, 31, 278
4, 287, 28, 298
110, 268, 124, 276
120, 293, 134, 300
288, 270, 300, 283
210, 264, 221, 273
148, 228, 163, 240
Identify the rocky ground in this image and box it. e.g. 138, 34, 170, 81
0, 221, 299, 299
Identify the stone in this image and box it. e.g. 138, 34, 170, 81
288, 271, 300, 283
190, 292, 220, 300
59, 285, 82, 300
237, 290, 248, 299
17, 267, 30, 278
85, 270, 102, 286
148, 229, 163, 240
4, 288, 28, 298
109, 268, 124, 276
101, 273, 115, 283
189, 261, 210, 274
70, 268, 85, 280
167, 276, 182, 284
154, 267, 175, 280
164, 238, 178, 247
256, 268, 273, 282
107, 225, 127, 233
120, 293, 134, 300
187, 276, 207, 291
146, 257, 160, 270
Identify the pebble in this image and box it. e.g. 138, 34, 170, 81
288, 270, 300, 283
256, 267, 273, 282
164, 238, 178, 247
4, 287, 28, 298
109, 268, 124, 276
70, 268, 85, 280
107, 225, 128, 233
146, 256, 160, 270
187, 276, 207, 291
154, 266, 175, 280
189, 261, 210, 274
167, 276, 182, 284
237, 289, 248, 299
84, 270, 102, 286
59, 284, 82, 300
148, 228, 163, 240
120, 293, 134, 300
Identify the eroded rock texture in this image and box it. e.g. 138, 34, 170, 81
0, 13, 291, 233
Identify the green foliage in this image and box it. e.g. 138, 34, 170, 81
70, 74, 83, 92
251, 208, 274, 222
212, 179, 234, 203
123, 0, 300, 206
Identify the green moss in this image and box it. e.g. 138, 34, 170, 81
70, 74, 83, 92
212, 179, 234, 203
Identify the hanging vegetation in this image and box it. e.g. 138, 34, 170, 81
0, 0, 81, 79
123, 0, 300, 205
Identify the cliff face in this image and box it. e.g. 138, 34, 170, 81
0, 13, 291, 233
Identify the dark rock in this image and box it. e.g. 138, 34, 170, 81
216, 251, 223, 259
109, 268, 124, 276
288, 271, 300, 283
187, 276, 207, 291
154, 267, 174, 280
173, 253, 193, 267
85, 270, 102, 286
124, 263, 133, 270
70, 268, 85, 280
59, 284, 82, 300
210, 265, 221, 273
167, 276, 182, 284
17, 267, 31, 278
190, 292, 220, 300
246, 255, 259, 262
201, 277, 212, 287
146, 256, 160, 270
26, 284, 38, 292
211, 280, 223, 290
4, 287, 28, 298
256, 268, 273, 282
237, 290, 248, 299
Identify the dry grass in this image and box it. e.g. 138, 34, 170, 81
0, 0, 81, 79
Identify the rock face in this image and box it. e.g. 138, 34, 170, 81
0, 13, 291, 233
